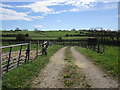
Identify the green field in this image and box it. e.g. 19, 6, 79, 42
2, 36, 89, 40
75, 46, 119, 77
2, 31, 89, 40
2, 31, 86, 36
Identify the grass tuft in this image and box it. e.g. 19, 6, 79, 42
63, 46, 90, 88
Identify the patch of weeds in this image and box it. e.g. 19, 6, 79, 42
63, 73, 71, 78
64, 58, 71, 62
82, 83, 91, 88
64, 80, 73, 87
63, 47, 90, 88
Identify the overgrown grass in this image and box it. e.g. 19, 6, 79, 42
2, 45, 63, 89
75, 46, 119, 77
63, 47, 90, 88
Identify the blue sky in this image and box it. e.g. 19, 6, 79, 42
0, 0, 119, 31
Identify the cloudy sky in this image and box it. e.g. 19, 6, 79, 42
0, 0, 119, 30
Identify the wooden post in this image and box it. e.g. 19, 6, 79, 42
97, 42, 100, 53
29, 41, 31, 61
103, 31, 105, 53
17, 45, 22, 66
25, 44, 29, 63
6, 47, 12, 72
103, 44, 105, 53
0, 48, 2, 75
27, 42, 30, 61
25, 49, 27, 63
36, 41, 39, 57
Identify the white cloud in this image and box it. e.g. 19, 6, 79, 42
0, 7, 44, 21
69, 8, 80, 12
1, 0, 118, 21
52, 10, 68, 14
1, 0, 119, 3
0, 3, 14, 7
16, 0, 96, 14
64, 0, 96, 7
17, 1, 56, 14
0, 7, 32, 21
96, 0, 119, 3
16, 0, 118, 15
34, 25, 43, 28
31, 16, 44, 19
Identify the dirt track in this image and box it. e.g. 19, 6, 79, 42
71, 47, 118, 88
31, 46, 118, 88
31, 47, 67, 88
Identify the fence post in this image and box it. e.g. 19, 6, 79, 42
103, 36, 105, 53
97, 42, 100, 53
25, 44, 29, 63
102, 44, 105, 53
6, 47, 12, 72
27, 42, 30, 61
36, 41, 39, 57
17, 45, 22, 66
25, 48, 27, 63
0, 48, 2, 75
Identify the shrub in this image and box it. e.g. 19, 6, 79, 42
25, 34, 29, 37
65, 34, 69, 37
16, 34, 26, 41
57, 37, 62, 41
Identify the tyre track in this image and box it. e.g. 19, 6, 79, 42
71, 47, 118, 88
31, 47, 67, 88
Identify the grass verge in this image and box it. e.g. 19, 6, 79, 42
75, 46, 119, 77
2, 45, 63, 89
63, 47, 91, 88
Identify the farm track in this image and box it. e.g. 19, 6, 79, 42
31, 47, 67, 88
71, 47, 118, 88
30, 46, 118, 88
